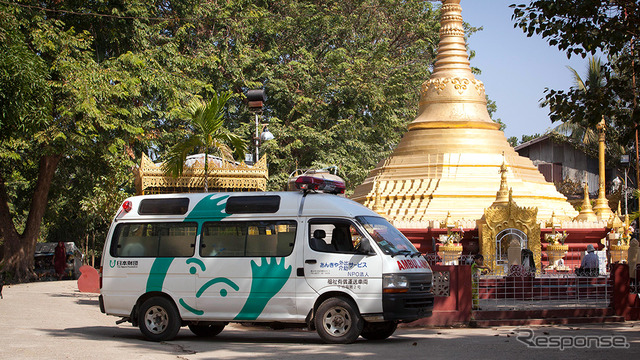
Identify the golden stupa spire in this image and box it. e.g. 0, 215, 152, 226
351, 0, 578, 223
575, 173, 597, 222
492, 157, 510, 206
412, 0, 498, 131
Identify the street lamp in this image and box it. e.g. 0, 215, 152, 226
246, 89, 274, 164
621, 154, 630, 217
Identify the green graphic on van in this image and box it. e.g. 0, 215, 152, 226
146, 257, 175, 292
186, 258, 206, 274
234, 257, 292, 321
179, 298, 203, 315
143, 195, 291, 318
145, 256, 290, 318
197, 277, 240, 297
185, 194, 230, 222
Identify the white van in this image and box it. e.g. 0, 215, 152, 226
100, 177, 434, 343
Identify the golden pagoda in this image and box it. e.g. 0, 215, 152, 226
351, 0, 578, 223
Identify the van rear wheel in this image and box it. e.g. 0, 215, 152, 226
138, 297, 181, 342
314, 297, 363, 344
188, 323, 225, 337
360, 321, 397, 340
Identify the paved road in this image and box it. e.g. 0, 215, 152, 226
0, 280, 638, 359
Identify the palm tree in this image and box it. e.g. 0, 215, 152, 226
551, 57, 604, 146
163, 91, 246, 192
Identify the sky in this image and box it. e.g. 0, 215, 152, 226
459, 0, 593, 140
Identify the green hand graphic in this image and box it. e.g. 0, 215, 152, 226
234, 257, 292, 320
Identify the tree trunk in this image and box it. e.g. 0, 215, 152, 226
0, 154, 62, 282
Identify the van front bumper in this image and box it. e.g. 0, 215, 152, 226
382, 292, 434, 322
382, 273, 434, 322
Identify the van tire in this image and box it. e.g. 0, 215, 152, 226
360, 321, 397, 340
188, 324, 225, 337
314, 297, 363, 344
138, 297, 181, 342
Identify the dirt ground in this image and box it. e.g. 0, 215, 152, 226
0, 280, 638, 359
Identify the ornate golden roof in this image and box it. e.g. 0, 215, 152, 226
351, 0, 578, 224
134, 153, 268, 194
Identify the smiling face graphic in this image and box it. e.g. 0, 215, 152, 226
144, 194, 292, 320
178, 258, 240, 315
145, 256, 291, 319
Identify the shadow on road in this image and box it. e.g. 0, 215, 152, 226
35, 323, 639, 359
39, 324, 426, 358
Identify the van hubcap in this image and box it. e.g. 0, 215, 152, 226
322, 306, 351, 336
144, 306, 169, 334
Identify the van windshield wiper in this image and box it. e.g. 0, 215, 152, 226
392, 250, 412, 258
410, 251, 422, 258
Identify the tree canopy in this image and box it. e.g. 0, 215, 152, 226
511, 0, 639, 181
0, 0, 447, 281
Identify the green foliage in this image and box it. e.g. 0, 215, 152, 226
510, 1, 638, 59
163, 92, 247, 191
520, 133, 541, 144
511, 0, 638, 171
217, 0, 443, 191
0, 0, 446, 268
506, 133, 541, 147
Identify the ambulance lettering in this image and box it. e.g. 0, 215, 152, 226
396, 258, 429, 271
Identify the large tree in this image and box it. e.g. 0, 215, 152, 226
0, 0, 205, 281
0, 2, 137, 280
151, 0, 443, 191
1, 0, 446, 281
511, 0, 639, 182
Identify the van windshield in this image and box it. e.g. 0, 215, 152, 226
356, 216, 420, 257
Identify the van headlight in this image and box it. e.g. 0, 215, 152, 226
383, 274, 409, 293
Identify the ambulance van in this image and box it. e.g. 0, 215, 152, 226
99, 176, 434, 344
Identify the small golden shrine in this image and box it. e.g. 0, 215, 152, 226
478, 164, 541, 275
133, 153, 268, 195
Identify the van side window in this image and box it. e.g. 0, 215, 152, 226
201, 221, 296, 257
111, 222, 197, 257
309, 221, 363, 253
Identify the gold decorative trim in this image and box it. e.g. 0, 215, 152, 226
421, 77, 486, 97
408, 121, 501, 131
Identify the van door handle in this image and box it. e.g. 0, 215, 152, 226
305, 259, 317, 264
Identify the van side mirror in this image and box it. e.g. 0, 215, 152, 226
355, 239, 375, 256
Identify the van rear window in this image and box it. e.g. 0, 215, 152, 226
225, 195, 280, 214
138, 198, 189, 215
111, 222, 197, 257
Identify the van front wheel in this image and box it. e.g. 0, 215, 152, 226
314, 297, 363, 344
138, 297, 181, 342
